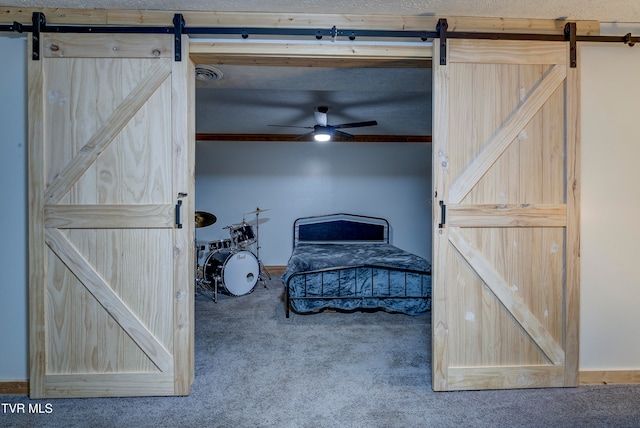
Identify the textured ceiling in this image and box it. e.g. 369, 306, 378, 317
6, 1, 639, 138
195, 65, 431, 136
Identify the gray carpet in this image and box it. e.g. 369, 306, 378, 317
2, 277, 640, 427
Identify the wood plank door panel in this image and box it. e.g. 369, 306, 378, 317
29, 34, 195, 398
432, 39, 580, 391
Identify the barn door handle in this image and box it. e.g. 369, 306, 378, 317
438, 201, 446, 229
175, 192, 187, 229
175, 200, 183, 229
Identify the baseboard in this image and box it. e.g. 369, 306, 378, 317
2, 373, 638, 395
0, 381, 29, 395
265, 265, 286, 276
579, 370, 640, 385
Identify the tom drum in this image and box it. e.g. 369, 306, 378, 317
203, 250, 259, 296
209, 239, 232, 252
230, 224, 256, 247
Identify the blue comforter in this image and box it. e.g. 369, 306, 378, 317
283, 243, 431, 315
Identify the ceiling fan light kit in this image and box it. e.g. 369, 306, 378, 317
270, 105, 378, 142
313, 129, 332, 142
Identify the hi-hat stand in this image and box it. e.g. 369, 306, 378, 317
247, 207, 271, 285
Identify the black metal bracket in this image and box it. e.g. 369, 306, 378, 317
565, 22, 577, 68
173, 13, 185, 62
437, 18, 448, 66
11, 21, 24, 33
32, 11, 45, 61
624, 33, 637, 47
438, 201, 446, 229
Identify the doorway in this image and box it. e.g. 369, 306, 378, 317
189, 55, 435, 406
191, 63, 434, 268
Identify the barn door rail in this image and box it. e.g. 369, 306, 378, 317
2, 12, 639, 64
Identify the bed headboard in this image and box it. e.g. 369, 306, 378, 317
293, 213, 389, 247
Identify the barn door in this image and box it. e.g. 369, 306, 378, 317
431, 39, 580, 391
28, 33, 195, 398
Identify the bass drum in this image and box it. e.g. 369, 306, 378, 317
203, 250, 259, 296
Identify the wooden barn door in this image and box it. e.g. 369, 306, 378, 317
431, 39, 580, 391
28, 33, 195, 398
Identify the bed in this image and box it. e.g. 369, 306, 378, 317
282, 213, 432, 317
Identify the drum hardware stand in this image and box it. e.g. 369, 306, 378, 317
258, 259, 271, 288
249, 207, 272, 286
194, 211, 220, 302
195, 277, 219, 303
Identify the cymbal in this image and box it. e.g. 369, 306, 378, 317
246, 207, 270, 215
195, 211, 217, 228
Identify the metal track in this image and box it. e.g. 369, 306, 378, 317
2, 12, 638, 64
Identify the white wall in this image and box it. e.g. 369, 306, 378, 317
195, 141, 433, 265
579, 25, 640, 370
0, 36, 28, 381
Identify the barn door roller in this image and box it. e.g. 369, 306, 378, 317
173, 13, 185, 61
565, 22, 577, 68
437, 18, 448, 66
31, 11, 44, 61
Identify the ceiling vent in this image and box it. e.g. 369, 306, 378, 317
195, 65, 223, 82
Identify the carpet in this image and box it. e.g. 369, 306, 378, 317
2, 278, 640, 427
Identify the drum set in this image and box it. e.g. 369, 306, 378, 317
195, 207, 270, 302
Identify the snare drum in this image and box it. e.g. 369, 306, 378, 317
230, 224, 256, 247
203, 250, 259, 296
209, 239, 232, 252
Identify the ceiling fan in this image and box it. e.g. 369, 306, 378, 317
269, 106, 378, 142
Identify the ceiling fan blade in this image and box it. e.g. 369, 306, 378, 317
334, 130, 355, 139
294, 131, 316, 140
333, 120, 378, 129
268, 124, 314, 129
